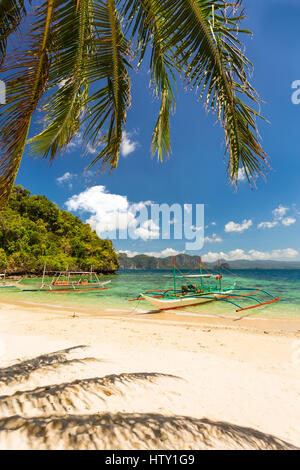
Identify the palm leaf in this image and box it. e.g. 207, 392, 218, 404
0, 0, 27, 65
158, 0, 267, 183
122, 0, 177, 161
83, 0, 131, 169
28, 0, 93, 160
0, 0, 54, 207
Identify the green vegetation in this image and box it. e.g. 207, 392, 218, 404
0, 186, 119, 274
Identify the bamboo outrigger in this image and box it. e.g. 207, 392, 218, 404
129, 257, 280, 312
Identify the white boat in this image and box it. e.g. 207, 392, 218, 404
130, 257, 280, 313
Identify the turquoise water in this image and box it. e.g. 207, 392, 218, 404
0, 269, 300, 319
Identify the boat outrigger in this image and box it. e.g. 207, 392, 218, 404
16, 266, 111, 292
129, 257, 280, 312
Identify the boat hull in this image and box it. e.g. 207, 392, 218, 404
17, 280, 111, 292
141, 290, 233, 311
141, 294, 215, 310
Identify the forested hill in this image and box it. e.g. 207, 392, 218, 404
0, 186, 119, 274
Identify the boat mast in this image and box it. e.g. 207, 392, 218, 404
218, 259, 222, 290
199, 256, 203, 289
173, 256, 176, 293
41, 262, 46, 287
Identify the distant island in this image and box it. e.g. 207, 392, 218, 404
0, 186, 119, 275
119, 252, 300, 270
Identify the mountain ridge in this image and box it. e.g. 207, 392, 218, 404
118, 253, 300, 270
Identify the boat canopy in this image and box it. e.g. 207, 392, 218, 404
163, 274, 218, 278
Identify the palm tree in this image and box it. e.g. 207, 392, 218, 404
0, 0, 267, 207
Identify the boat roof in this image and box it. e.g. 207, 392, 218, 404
163, 274, 219, 278
45, 271, 98, 275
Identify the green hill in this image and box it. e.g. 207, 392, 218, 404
0, 186, 119, 274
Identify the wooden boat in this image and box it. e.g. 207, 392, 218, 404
17, 266, 111, 292
130, 257, 280, 312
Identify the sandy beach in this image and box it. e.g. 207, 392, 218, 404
0, 297, 299, 450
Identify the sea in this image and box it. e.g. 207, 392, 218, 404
1, 269, 300, 319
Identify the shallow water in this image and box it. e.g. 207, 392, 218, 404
0, 269, 300, 319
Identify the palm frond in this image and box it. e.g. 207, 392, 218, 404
83, 0, 131, 169
0, 0, 27, 65
29, 0, 93, 160
0, 0, 54, 207
152, 0, 267, 183
122, 0, 176, 161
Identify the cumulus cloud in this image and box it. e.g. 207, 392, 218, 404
202, 248, 298, 263
204, 233, 223, 243
257, 221, 278, 229
65, 186, 159, 240
56, 172, 74, 184
273, 205, 288, 219
56, 172, 76, 189
282, 217, 296, 226
120, 132, 138, 157
225, 219, 252, 233
257, 205, 297, 228
238, 168, 246, 182
134, 220, 160, 240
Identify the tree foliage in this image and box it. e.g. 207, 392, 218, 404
0, 185, 119, 273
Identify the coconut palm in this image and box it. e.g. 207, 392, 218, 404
0, 0, 267, 207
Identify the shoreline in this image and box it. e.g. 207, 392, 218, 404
1, 296, 300, 336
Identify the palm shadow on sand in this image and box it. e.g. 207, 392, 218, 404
0, 346, 297, 450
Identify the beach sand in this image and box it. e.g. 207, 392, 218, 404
0, 297, 299, 450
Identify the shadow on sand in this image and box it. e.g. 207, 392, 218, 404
0, 346, 297, 450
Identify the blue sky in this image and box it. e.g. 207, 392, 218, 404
15, 0, 300, 261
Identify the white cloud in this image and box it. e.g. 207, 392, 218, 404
202, 248, 298, 263
120, 132, 138, 157
56, 172, 74, 184
65, 186, 159, 239
273, 205, 288, 219
257, 205, 297, 228
225, 219, 252, 233
282, 217, 296, 226
118, 250, 140, 258
56, 172, 76, 189
257, 221, 278, 229
119, 248, 184, 258
204, 233, 223, 243
238, 168, 246, 182
134, 220, 159, 241
66, 132, 83, 152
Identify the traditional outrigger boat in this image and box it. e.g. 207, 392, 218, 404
129, 258, 280, 312
16, 266, 111, 292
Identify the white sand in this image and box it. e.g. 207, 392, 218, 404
0, 300, 299, 450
